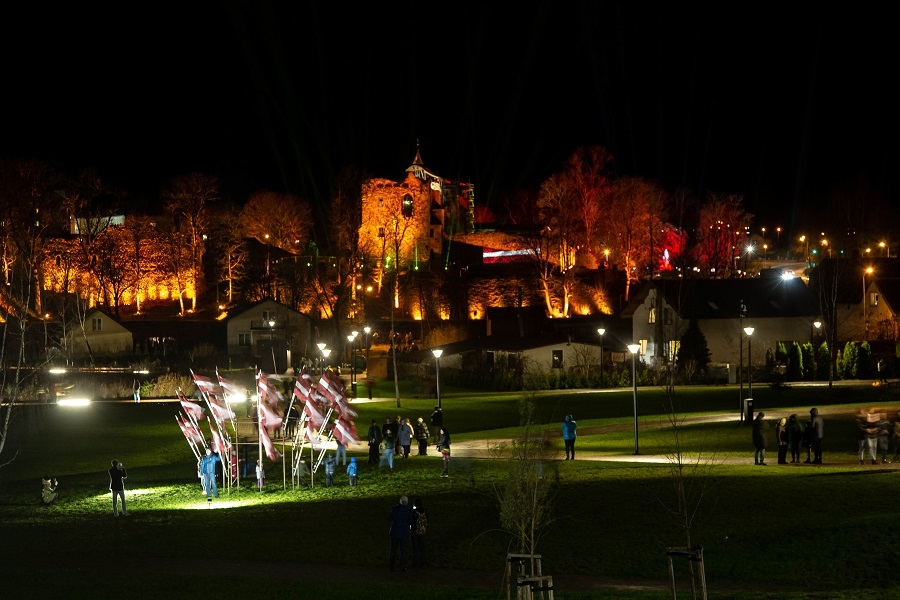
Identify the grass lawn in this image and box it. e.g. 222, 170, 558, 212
2, 381, 900, 599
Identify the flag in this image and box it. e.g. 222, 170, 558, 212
316, 372, 342, 404
304, 426, 325, 449
179, 396, 206, 421
259, 424, 282, 460
257, 369, 285, 407
216, 371, 246, 401
293, 376, 313, 401
210, 424, 229, 455
208, 394, 235, 426
191, 371, 222, 397
335, 415, 360, 444
303, 397, 326, 430
259, 401, 283, 430
178, 414, 204, 446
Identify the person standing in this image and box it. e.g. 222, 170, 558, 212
324, 454, 337, 486
347, 457, 358, 486
430, 406, 443, 442
367, 419, 383, 465
776, 417, 788, 464
108, 459, 128, 516
132, 379, 141, 403
752, 412, 767, 466
198, 448, 221, 499
878, 358, 887, 384
398, 418, 413, 459
437, 427, 451, 478
411, 498, 427, 568
380, 428, 396, 471
415, 418, 430, 456
809, 407, 824, 464
562, 414, 577, 460
256, 459, 265, 490
787, 414, 803, 463
388, 495, 414, 571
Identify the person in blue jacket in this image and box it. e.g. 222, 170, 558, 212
198, 448, 221, 500
347, 456, 358, 486
562, 414, 578, 460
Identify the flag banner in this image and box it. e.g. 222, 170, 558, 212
208, 394, 235, 426
210, 422, 229, 455
259, 423, 282, 460
333, 393, 358, 419
216, 370, 246, 401
304, 426, 325, 449
334, 416, 360, 444
316, 373, 341, 404
293, 376, 313, 401
256, 369, 285, 407
179, 414, 205, 446
259, 401, 283, 430
191, 370, 223, 396
179, 397, 206, 421
303, 397, 326, 430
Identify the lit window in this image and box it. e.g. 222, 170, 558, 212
239, 333, 251, 347
552, 350, 563, 369
91, 318, 102, 331
402, 194, 414, 218
869, 292, 879, 307
648, 307, 656, 324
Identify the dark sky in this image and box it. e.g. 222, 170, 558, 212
2, 3, 897, 237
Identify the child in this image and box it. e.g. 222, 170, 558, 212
324, 454, 336, 487
256, 460, 265, 490
41, 476, 59, 505
347, 456, 358, 486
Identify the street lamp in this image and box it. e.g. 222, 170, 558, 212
322, 348, 331, 370
317, 342, 326, 374
597, 328, 606, 388
627, 343, 641, 455
363, 326, 371, 372
863, 267, 874, 340
432, 348, 443, 409
347, 332, 358, 396
744, 327, 755, 400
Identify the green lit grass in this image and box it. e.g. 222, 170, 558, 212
3, 383, 900, 599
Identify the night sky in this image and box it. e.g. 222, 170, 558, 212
2, 3, 897, 238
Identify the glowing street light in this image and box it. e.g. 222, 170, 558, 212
627, 343, 641, 455
597, 328, 606, 388
744, 327, 755, 399
432, 348, 444, 409
347, 331, 358, 395
863, 267, 874, 339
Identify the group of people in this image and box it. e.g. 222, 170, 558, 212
754, 407, 824, 465
387, 495, 428, 572
365, 407, 450, 477
855, 409, 900, 465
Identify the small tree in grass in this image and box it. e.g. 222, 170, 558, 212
492, 393, 558, 576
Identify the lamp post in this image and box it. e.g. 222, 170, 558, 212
813, 320, 822, 381
597, 328, 605, 388
322, 348, 331, 371
744, 327, 754, 400
363, 326, 371, 373
347, 332, 358, 396
432, 348, 443, 409
863, 267, 873, 340
317, 342, 326, 374
627, 343, 641, 455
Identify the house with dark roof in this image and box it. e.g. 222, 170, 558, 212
624, 274, 819, 371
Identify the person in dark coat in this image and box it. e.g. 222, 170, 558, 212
752, 412, 767, 465
388, 495, 415, 571
108, 459, 128, 516
775, 417, 788, 464
787, 414, 803, 463
367, 419, 383, 465
809, 407, 824, 464
430, 406, 443, 442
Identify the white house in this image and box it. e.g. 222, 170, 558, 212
226, 299, 312, 373
68, 308, 134, 357
624, 275, 819, 373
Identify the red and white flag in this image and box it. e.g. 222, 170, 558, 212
293, 376, 313, 401
334, 416, 360, 445
210, 423, 229, 455
178, 414, 204, 446
191, 371, 222, 397
208, 394, 235, 426
216, 371, 246, 401
303, 397, 326, 430
259, 401, 283, 431
179, 393, 206, 421
257, 369, 285, 407
304, 426, 325, 449
259, 424, 282, 460
316, 373, 341, 404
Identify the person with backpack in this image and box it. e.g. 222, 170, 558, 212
412, 497, 427, 568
